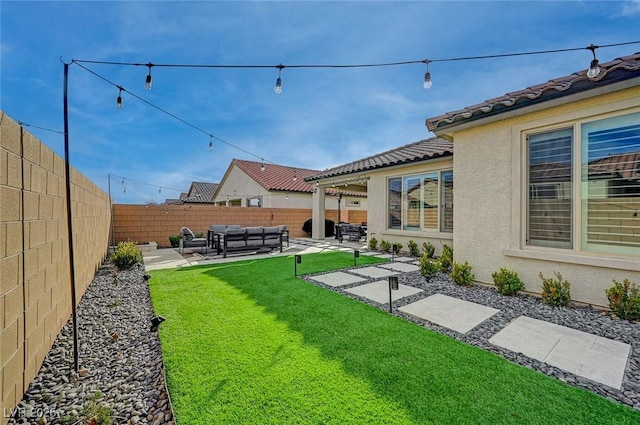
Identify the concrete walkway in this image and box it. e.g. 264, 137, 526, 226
142, 239, 631, 391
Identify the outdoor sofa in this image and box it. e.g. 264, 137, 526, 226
213, 226, 287, 258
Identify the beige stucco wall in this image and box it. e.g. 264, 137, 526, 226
366, 159, 454, 256
0, 112, 111, 421
214, 165, 367, 210
446, 85, 640, 306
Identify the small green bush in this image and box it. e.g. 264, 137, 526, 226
195, 231, 205, 238
419, 254, 440, 281
492, 267, 525, 296
380, 239, 392, 253
451, 261, 474, 286
368, 236, 378, 251
393, 242, 403, 253
540, 271, 571, 307
422, 241, 435, 259
110, 241, 142, 270
439, 243, 453, 272
168, 235, 181, 248
407, 240, 420, 257
605, 279, 640, 321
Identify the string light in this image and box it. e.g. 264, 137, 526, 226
293, 170, 297, 182
423, 60, 432, 89
145, 63, 153, 89
72, 39, 640, 96
586, 44, 601, 79
261, 161, 265, 172
274, 64, 284, 95
209, 136, 213, 151
116, 86, 124, 109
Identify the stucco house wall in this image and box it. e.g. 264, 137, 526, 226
215, 164, 368, 210
449, 86, 640, 306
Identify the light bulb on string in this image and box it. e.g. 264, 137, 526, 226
586, 44, 601, 79
423, 60, 432, 89
293, 170, 297, 182
116, 87, 124, 108
145, 63, 153, 89
261, 162, 265, 172
274, 64, 284, 94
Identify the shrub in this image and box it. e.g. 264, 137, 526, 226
492, 267, 525, 296
407, 240, 420, 257
368, 236, 378, 251
168, 235, 181, 248
393, 242, 403, 253
194, 231, 205, 238
605, 279, 640, 321
110, 241, 142, 270
380, 239, 392, 253
419, 254, 440, 281
539, 271, 571, 307
439, 243, 453, 272
422, 241, 435, 259
451, 261, 474, 286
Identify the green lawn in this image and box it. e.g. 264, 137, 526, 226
148, 252, 640, 425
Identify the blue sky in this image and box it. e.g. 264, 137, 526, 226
2, 1, 640, 204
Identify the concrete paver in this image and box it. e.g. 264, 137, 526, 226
344, 280, 423, 304
309, 271, 368, 287
378, 262, 420, 273
489, 316, 631, 389
399, 294, 500, 334
348, 266, 400, 279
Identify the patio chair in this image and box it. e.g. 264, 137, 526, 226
180, 227, 208, 253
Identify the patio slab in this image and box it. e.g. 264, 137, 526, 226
489, 316, 631, 389
344, 280, 423, 303
377, 262, 420, 273
308, 271, 368, 287
398, 294, 500, 334
348, 266, 400, 279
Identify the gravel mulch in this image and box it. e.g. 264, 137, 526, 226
8, 262, 174, 425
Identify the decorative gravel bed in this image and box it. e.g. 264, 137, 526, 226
304, 267, 640, 412
9, 262, 174, 425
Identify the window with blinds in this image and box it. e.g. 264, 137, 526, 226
387, 171, 453, 232
527, 128, 573, 248
582, 113, 640, 255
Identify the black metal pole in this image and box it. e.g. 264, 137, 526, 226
63, 62, 80, 372
389, 279, 392, 313
108, 173, 115, 251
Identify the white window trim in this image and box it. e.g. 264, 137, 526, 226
508, 99, 640, 267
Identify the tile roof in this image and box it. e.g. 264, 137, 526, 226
304, 137, 453, 181
427, 52, 640, 133
228, 159, 366, 197
589, 152, 640, 180
180, 181, 219, 203
232, 159, 322, 193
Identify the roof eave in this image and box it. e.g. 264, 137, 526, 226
430, 75, 640, 137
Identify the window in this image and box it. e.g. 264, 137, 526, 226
526, 112, 640, 255
527, 128, 573, 248
387, 171, 453, 232
582, 113, 640, 255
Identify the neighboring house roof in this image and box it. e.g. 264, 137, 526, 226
427, 52, 640, 133
187, 182, 219, 200
216, 159, 366, 198
305, 137, 453, 181
589, 152, 640, 180
232, 159, 320, 193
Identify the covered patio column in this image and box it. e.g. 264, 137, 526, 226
311, 187, 325, 240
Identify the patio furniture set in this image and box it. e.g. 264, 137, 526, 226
181, 225, 289, 258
